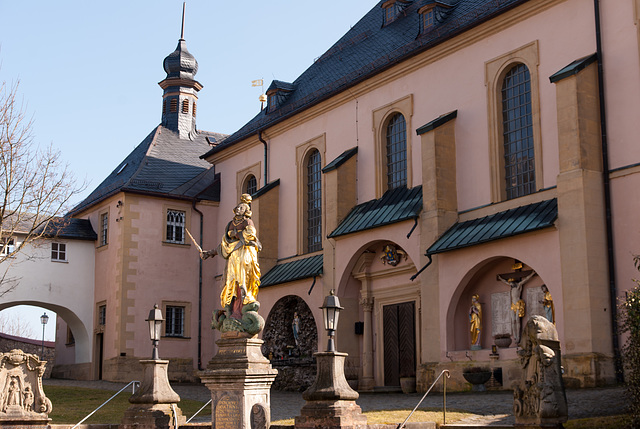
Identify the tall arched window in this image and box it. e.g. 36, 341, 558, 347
502, 63, 535, 199
386, 113, 407, 190
244, 174, 257, 196
306, 149, 322, 252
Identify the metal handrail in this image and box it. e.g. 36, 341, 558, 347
71, 380, 139, 429
186, 398, 212, 423
397, 369, 450, 429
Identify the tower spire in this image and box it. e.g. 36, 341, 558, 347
180, 2, 186, 40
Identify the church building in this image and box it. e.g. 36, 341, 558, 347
57, 0, 640, 392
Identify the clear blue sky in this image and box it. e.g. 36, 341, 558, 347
0, 1, 376, 340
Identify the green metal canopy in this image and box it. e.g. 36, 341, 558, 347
427, 198, 558, 255
260, 254, 323, 288
328, 186, 422, 238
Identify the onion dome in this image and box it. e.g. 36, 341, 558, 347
163, 39, 198, 80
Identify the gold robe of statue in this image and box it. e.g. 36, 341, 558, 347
469, 295, 482, 346
219, 222, 261, 308
214, 197, 262, 310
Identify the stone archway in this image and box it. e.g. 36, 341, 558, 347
338, 239, 419, 390
263, 295, 317, 391
0, 301, 91, 375
447, 257, 546, 351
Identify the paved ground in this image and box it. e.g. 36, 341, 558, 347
43, 379, 628, 425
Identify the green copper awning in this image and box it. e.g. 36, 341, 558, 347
427, 198, 558, 255
260, 254, 323, 287
328, 186, 422, 238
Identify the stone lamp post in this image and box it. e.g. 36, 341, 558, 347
294, 290, 367, 429
121, 304, 185, 429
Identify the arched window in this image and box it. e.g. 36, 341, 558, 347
502, 63, 535, 199
192, 102, 197, 117
170, 98, 178, 113
182, 99, 189, 114
386, 113, 407, 190
244, 174, 257, 196
306, 149, 322, 252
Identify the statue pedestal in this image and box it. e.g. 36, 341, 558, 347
295, 352, 367, 429
199, 334, 277, 429
121, 359, 185, 429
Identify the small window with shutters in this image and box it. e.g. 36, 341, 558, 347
182, 99, 189, 114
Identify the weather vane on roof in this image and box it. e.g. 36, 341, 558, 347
252, 79, 266, 111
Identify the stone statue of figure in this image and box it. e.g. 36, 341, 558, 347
23, 386, 34, 412
5, 377, 21, 409
469, 294, 482, 350
513, 315, 567, 427
498, 271, 536, 343
539, 284, 555, 324
202, 194, 264, 335
292, 312, 300, 346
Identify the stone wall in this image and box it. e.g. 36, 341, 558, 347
0, 333, 55, 378
102, 356, 196, 383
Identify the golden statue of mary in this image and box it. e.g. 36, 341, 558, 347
202, 194, 261, 319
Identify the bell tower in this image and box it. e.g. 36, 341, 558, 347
159, 4, 202, 139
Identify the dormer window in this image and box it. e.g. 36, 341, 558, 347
266, 80, 296, 113
419, 5, 435, 32
417, 2, 455, 35
267, 92, 278, 113
382, 0, 410, 26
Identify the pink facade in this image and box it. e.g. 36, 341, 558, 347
56, 0, 640, 391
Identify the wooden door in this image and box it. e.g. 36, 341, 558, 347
383, 301, 415, 386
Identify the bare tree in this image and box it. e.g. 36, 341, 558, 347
0, 79, 84, 296
0, 310, 36, 339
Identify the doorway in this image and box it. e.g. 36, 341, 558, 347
383, 301, 416, 386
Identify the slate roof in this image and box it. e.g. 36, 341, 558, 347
260, 254, 323, 287
69, 125, 226, 215
38, 218, 97, 241
427, 198, 558, 254
328, 186, 423, 238
203, 0, 530, 158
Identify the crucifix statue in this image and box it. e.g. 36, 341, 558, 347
497, 263, 537, 344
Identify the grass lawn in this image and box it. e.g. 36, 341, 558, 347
45, 385, 630, 428
44, 385, 210, 424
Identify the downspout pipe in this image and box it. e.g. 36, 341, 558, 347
258, 130, 268, 185
411, 254, 433, 282
192, 199, 204, 370
593, 0, 623, 382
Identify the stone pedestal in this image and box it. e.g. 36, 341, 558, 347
121, 359, 185, 429
199, 333, 278, 429
295, 352, 367, 429
0, 350, 52, 429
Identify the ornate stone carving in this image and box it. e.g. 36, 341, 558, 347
513, 316, 567, 427
250, 403, 268, 429
0, 349, 52, 422
379, 244, 406, 266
